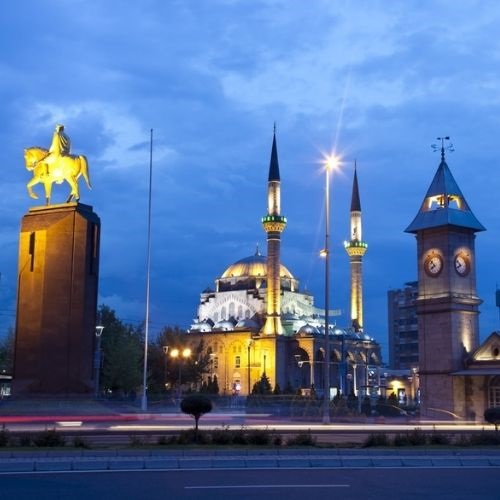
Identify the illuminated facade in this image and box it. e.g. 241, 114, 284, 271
189, 132, 381, 396
344, 165, 368, 332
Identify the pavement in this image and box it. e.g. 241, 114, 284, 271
0, 448, 499, 472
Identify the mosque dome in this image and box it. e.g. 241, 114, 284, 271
235, 318, 260, 329
220, 252, 294, 280
297, 324, 320, 336
214, 320, 235, 331
190, 321, 212, 333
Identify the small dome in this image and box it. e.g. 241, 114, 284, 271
297, 324, 320, 335
214, 320, 235, 331
236, 318, 259, 329
190, 321, 212, 333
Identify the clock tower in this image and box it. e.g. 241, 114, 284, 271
405, 139, 485, 419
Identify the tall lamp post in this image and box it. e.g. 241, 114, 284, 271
141, 128, 154, 412
162, 346, 169, 392
246, 339, 253, 395
321, 155, 338, 424
94, 325, 104, 399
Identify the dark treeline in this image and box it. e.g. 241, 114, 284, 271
96, 304, 209, 399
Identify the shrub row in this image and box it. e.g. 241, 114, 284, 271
157, 427, 316, 447
0, 428, 77, 448
364, 429, 500, 447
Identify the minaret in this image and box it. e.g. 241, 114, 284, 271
344, 163, 368, 332
261, 129, 287, 335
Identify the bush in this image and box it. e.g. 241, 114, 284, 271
157, 435, 177, 445
210, 427, 233, 445
246, 429, 271, 445
393, 428, 427, 446
428, 432, 451, 445
18, 434, 33, 447
230, 428, 248, 445
0, 429, 9, 447
286, 431, 316, 446
33, 429, 65, 447
72, 436, 90, 449
129, 435, 146, 447
484, 407, 500, 431
468, 430, 500, 446
363, 433, 390, 447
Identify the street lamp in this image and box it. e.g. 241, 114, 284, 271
170, 347, 192, 400
94, 325, 104, 399
246, 339, 253, 395
321, 154, 339, 424
162, 346, 169, 392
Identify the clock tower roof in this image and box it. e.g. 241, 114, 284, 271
405, 157, 485, 233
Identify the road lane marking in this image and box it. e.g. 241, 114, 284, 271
185, 484, 350, 489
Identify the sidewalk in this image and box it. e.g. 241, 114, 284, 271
0, 448, 499, 472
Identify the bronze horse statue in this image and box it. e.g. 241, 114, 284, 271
24, 147, 91, 204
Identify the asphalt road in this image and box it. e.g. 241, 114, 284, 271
0, 468, 498, 500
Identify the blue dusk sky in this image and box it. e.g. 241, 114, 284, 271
1, 1, 500, 359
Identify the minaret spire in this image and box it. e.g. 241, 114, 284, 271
262, 127, 287, 335
344, 161, 368, 332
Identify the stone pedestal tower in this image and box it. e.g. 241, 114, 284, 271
344, 165, 368, 332
13, 203, 100, 394
405, 141, 484, 419
261, 131, 286, 335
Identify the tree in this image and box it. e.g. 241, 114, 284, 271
347, 392, 359, 411
484, 407, 500, 431
252, 373, 272, 395
209, 374, 220, 395
0, 328, 14, 375
180, 393, 213, 441
97, 305, 143, 397
147, 327, 212, 395
361, 395, 372, 416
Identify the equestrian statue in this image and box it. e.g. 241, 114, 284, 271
24, 124, 91, 204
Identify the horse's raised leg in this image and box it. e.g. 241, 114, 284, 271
26, 178, 39, 199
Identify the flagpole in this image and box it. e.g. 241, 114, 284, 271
141, 128, 153, 411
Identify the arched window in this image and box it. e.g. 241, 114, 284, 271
489, 376, 500, 408
221, 306, 227, 320
229, 302, 235, 318
237, 305, 243, 319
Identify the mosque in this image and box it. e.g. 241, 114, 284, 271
188, 132, 381, 397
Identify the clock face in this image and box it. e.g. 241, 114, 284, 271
454, 254, 470, 276
425, 254, 443, 277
